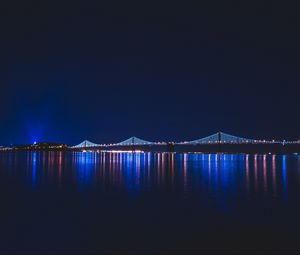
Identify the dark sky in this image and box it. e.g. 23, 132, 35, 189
0, 1, 299, 145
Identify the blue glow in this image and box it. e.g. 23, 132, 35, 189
75, 152, 96, 189
282, 155, 288, 200
31, 152, 37, 188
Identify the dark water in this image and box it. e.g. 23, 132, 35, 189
0, 152, 300, 254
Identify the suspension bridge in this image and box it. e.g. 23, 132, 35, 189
71, 131, 299, 150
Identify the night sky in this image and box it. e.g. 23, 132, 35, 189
0, 1, 299, 145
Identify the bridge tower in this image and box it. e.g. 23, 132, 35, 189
218, 131, 222, 153
131, 137, 135, 152
218, 132, 221, 143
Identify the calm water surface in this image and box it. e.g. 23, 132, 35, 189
0, 152, 300, 254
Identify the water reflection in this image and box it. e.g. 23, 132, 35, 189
183, 153, 188, 194
246, 154, 249, 192
58, 151, 63, 187
282, 155, 288, 200
263, 154, 268, 194
31, 152, 37, 187
254, 154, 258, 192
74, 152, 96, 188
0, 152, 299, 201
272, 155, 277, 196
